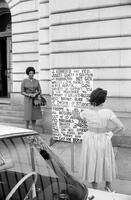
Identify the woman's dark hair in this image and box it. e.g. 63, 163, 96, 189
89, 88, 107, 106
26, 67, 35, 75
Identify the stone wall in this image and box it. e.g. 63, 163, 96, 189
6, 0, 131, 137
6, 0, 52, 133
50, 0, 131, 136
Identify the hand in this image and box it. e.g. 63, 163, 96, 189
119, 126, 126, 136
112, 126, 126, 135
31, 93, 37, 98
106, 131, 113, 139
72, 109, 80, 119
28, 93, 37, 98
26, 93, 34, 98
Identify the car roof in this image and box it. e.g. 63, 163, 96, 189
0, 124, 38, 139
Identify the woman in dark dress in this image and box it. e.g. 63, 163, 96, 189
21, 67, 42, 129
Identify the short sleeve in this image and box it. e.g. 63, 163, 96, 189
107, 109, 124, 130
21, 80, 25, 93
108, 109, 117, 120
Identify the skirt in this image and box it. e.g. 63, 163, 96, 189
24, 96, 42, 120
80, 131, 116, 183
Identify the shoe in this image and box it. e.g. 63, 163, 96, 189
104, 186, 115, 193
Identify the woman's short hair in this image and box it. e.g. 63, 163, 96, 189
89, 88, 107, 106
26, 67, 35, 75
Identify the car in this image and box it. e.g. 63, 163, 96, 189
88, 188, 131, 200
0, 124, 130, 200
0, 125, 88, 200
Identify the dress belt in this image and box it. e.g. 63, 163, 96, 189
88, 127, 107, 133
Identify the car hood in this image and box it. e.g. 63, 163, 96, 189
87, 189, 131, 200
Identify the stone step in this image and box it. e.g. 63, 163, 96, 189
0, 109, 24, 117
0, 104, 12, 110
0, 103, 44, 133
0, 122, 25, 128
0, 103, 24, 118
0, 103, 23, 111
0, 115, 24, 124
0, 98, 10, 105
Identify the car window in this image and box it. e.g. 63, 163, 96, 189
25, 135, 87, 200
33, 147, 58, 178
2, 137, 32, 173
0, 138, 34, 200
0, 151, 13, 172
25, 135, 69, 179
0, 135, 87, 200
25, 135, 69, 199
0, 136, 67, 200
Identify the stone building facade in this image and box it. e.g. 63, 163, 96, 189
1, 0, 131, 135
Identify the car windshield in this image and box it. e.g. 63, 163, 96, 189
0, 135, 87, 200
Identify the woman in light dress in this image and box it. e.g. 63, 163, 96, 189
72, 88, 125, 191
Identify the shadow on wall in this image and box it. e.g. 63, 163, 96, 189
38, 107, 52, 134
112, 135, 131, 148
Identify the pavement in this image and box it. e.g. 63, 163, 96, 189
40, 133, 131, 197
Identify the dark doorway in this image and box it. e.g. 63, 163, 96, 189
0, 0, 11, 98
0, 37, 7, 97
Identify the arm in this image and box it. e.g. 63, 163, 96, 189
21, 80, 27, 96
36, 80, 41, 95
108, 117, 125, 135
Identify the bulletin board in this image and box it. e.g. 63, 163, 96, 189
51, 68, 93, 142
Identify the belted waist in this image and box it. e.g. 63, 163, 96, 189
26, 92, 36, 94
88, 127, 107, 133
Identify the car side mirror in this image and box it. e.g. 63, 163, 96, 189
40, 149, 50, 160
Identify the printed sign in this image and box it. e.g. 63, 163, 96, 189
51, 68, 93, 142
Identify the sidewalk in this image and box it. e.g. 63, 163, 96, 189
50, 141, 131, 196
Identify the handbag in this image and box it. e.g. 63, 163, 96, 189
33, 95, 47, 107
